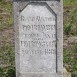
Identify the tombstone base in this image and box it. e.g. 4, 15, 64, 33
17, 72, 63, 77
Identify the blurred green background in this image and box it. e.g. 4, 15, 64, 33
0, 0, 77, 77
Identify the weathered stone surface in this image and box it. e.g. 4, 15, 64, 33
13, 0, 63, 77
19, 3, 56, 73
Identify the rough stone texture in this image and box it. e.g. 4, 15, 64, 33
13, 0, 63, 77
63, 68, 71, 77
19, 3, 56, 73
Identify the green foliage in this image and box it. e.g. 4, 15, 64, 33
73, 43, 77, 53
0, 40, 15, 77
72, 71, 77, 77
0, 68, 5, 77
64, 23, 72, 35
6, 67, 16, 77
0, 67, 16, 77
63, 0, 77, 74
64, 0, 77, 6
0, 0, 2, 2
8, 17, 13, 26
64, 7, 77, 35
0, 34, 15, 77
0, 0, 13, 31
64, 0, 77, 35
64, 43, 77, 72
0, 43, 15, 66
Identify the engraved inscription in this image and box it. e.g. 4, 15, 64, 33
22, 24, 55, 31
19, 3, 56, 73
21, 49, 56, 55
21, 16, 55, 22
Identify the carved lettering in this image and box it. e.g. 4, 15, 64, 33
22, 25, 54, 31
21, 49, 56, 55
21, 15, 55, 22
19, 5, 56, 56
20, 41, 56, 47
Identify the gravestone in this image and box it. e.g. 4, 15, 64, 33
13, 0, 63, 77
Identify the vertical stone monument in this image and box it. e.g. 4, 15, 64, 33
13, 0, 63, 77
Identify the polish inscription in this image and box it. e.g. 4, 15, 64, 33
19, 4, 56, 73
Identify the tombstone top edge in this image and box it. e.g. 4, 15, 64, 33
13, 0, 60, 2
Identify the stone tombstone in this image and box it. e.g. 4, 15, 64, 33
13, 0, 63, 77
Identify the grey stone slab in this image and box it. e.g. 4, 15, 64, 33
13, 0, 63, 77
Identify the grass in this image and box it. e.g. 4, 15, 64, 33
0, 39, 15, 77
64, 43, 77, 76
63, 0, 77, 35
0, 67, 16, 77
64, 0, 77, 6
0, 1, 13, 31
0, 33, 15, 66
63, 1, 77, 74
